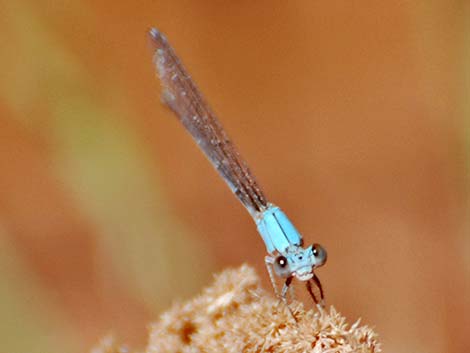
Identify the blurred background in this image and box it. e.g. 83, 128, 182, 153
0, 1, 468, 352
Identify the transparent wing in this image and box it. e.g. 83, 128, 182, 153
148, 28, 268, 216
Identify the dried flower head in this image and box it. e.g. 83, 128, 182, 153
147, 265, 381, 353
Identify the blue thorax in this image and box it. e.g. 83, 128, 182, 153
256, 205, 303, 254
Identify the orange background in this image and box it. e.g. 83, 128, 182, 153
0, 1, 468, 353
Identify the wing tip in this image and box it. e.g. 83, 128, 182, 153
147, 27, 168, 48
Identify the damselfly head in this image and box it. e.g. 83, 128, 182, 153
273, 244, 327, 280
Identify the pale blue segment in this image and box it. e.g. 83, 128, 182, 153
256, 206, 303, 254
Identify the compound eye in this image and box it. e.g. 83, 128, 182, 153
276, 255, 288, 268
273, 255, 291, 277
312, 243, 327, 267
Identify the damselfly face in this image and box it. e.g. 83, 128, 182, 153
273, 243, 327, 281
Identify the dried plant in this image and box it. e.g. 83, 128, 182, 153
92, 265, 381, 353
